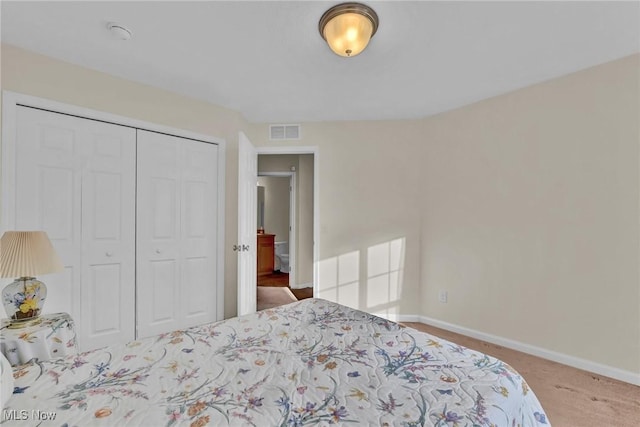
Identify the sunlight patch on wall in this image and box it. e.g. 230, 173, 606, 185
318, 251, 360, 308
366, 238, 405, 316
316, 238, 406, 315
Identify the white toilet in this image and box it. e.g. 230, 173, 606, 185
274, 241, 290, 273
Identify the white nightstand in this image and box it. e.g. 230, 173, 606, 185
0, 312, 78, 366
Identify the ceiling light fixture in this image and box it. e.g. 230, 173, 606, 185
319, 2, 379, 57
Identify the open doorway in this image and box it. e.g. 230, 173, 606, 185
236, 135, 319, 316
256, 153, 314, 309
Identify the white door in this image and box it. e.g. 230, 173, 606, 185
14, 106, 136, 351
80, 121, 136, 350
237, 132, 257, 316
136, 130, 218, 338
180, 138, 219, 327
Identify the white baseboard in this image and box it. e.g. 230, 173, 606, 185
375, 312, 640, 386
373, 313, 420, 323
417, 315, 640, 386
290, 282, 312, 290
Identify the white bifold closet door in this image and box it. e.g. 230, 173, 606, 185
136, 130, 219, 339
14, 106, 136, 351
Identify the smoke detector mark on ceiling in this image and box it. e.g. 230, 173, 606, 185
107, 22, 132, 40
270, 124, 301, 140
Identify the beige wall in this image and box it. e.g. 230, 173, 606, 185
0, 44, 245, 318
257, 176, 290, 245
298, 154, 314, 286
419, 54, 640, 374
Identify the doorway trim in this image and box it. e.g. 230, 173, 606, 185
257, 172, 297, 288
255, 146, 319, 298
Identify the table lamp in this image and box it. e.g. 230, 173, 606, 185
0, 231, 63, 327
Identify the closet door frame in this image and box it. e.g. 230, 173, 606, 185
1, 90, 226, 326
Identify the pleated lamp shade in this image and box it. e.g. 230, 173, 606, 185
0, 231, 63, 278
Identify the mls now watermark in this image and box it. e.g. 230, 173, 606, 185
3, 409, 57, 421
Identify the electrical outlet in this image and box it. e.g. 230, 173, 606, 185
438, 290, 448, 303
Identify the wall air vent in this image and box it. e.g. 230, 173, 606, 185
269, 124, 300, 140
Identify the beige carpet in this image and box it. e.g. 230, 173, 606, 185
404, 322, 640, 427
257, 286, 298, 311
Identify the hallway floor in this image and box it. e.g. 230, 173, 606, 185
257, 272, 313, 300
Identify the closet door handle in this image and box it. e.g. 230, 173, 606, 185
105, 252, 113, 257
155, 249, 162, 254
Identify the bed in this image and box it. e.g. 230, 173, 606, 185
1, 298, 550, 426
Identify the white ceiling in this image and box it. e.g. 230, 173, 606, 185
2, 1, 638, 123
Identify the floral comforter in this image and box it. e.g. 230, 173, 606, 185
3, 299, 550, 426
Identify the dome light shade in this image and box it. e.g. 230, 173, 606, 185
319, 3, 379, 57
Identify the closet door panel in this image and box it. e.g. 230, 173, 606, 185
81, 121, 136, 350
137, 130, 218, 337
150, 260, 178, 322
180, 141, 218, 327
38, 167, 75, 238
14, 107, 83, 318
13, 107, 136, 351
152, 178, 179, 239
137, 131, 182, 338
88, 264, 123, 332
183, 258, 208, 317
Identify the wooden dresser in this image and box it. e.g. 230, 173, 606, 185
257, 234, 275, 276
